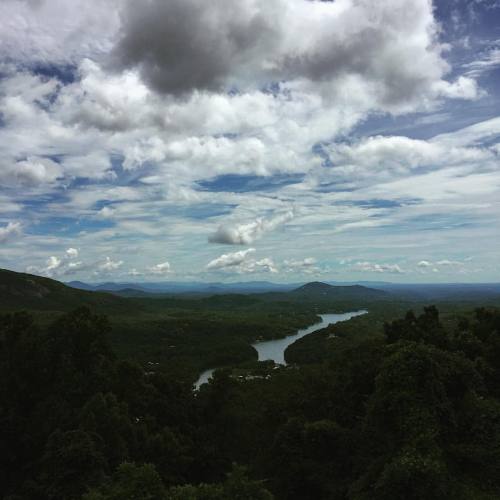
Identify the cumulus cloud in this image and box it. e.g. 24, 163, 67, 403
28, 254, 125, 278
209, 210, 294, 245
66, 247, 79, 258
416, 260, 439, 273
26, 247, 84, 277
0, 157, 63, 187
0, 222, 22, 243
147, 261, 171, 275
0, 0, 121, 64
112, 0, 477, 107
416, 259, 465, 273
319, 134, 492, 187
45, 256, 61, 272
283, 257, 320, 274
0, 2, 487, 202
206, 248, 256, 271
244, 257, 278, 274
112, 0, 278, 96
352, 261, 405, 274
417, 260, 433, 268
2, 0, 480, 109
98, 256, 124, 272
98, 206, 116, 219
432, 75, 481, 100
206, 248, 277, 274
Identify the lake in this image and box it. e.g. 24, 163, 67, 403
194, 310, 367, 389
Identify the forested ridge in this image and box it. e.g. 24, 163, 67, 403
0, 269, 387, 380
2, 304, 500, 499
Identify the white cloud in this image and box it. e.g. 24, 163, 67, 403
352, 261, 405, 274
206, 248, 256, 271
62, 151, 115, 181
283, 257, 320, 274
360, 167, 500, 203
0, 222, 22, 243
128, 268, 143, 277
205, 248, 278, 274
147, 261, 171, 275
432, 76, 481, 100
0, 157, 63, 187
66, 247, 79, 259
415, 259, 467, 274
432, 116, 500, 148
209, 210, 294, 245
464, 47, 500, 78
0, 0, 121, 64
436, 259, 462, 266
98, 206, 116, 219
246, 258, 279, 274
98, 256, 124, 272
0, 0, 484, 196
45, 255, 61, 272
417, 260, 433, 268
26, 248, 87, 277
318, 134, 492, 190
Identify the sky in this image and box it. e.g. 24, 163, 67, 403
0, 0, 499, 284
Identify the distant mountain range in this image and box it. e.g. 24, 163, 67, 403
66, 278, 500, 301
66, 280, 298, 296
66, 279, 393, 296
1, 268, 391, 312
1, 268, 500, 314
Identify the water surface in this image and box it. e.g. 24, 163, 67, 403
194, 310, 367, 389
253, 310, 367, 364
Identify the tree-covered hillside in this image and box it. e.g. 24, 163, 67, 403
0, 270, 395, 380
0, 269, 132, 313
2, 304, 500, 499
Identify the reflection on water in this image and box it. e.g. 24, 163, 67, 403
194, 310, 367, 389
194, 368, 215, 389
253, 311, 367, 364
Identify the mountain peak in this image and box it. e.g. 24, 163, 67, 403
290, 281, 387, 299
294, 282, 334, 293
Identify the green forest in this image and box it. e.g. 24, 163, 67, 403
2, 301, 500, 499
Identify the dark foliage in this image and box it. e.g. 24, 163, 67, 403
1, 305, 500, 499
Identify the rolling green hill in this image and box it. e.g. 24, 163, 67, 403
0, 269, 389, 313
0, 268, 132, 313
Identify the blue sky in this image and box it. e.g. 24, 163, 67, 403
0, 0, 499, 283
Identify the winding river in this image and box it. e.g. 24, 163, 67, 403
194, 310, 367, 389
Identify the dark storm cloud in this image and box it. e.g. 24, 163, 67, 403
111, 0, 279, 96
280, 26, 432, 105
110, 0, 455, 108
